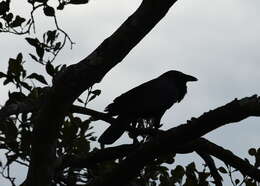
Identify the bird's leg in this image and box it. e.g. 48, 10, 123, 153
100, 143, 105, 149
128, 121, 140, 144
153, 112, 164, 129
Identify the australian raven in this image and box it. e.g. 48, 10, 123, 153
98, 70, 197, 144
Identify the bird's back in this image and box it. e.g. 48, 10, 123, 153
100, 70, 196, 144
105, 76, 181, 117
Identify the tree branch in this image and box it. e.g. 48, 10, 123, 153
70, 105, 115, 124
0, 101, 110, 123
0, 101, 39, 120
194, 138, 260, 182
56, 137, 260, 184
196, 151, 223, 186
57, 144, 138, 170
87, 95, 260, 186
25, 0, 179, 185
55, 135, 260, 185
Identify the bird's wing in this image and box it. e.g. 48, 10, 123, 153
106, 77, 179, 115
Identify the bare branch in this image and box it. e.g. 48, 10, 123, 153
70, 105, 115, 124
194, 138, 260, 182
196, 151, 223, 186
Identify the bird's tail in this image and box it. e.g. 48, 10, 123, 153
98, 115, 129, 145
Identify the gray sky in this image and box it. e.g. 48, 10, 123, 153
0, 0, 260, 185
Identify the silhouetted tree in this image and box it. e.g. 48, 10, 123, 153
0, 0, 259, 186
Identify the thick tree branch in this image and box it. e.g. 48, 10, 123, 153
56, 137, 260, 185
55, 136, 260, 184
87, 95, 260, 186
25, 0, 179, 185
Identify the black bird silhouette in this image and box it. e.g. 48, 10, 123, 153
98, 70, 197, 144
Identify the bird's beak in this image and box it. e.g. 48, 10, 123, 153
185, 74, 198, 82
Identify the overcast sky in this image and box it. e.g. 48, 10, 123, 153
0, 0, 260, 185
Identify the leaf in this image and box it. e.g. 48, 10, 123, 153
36, 46, 44, 60
77, 98, 84, 103
29, 53, 38, 62
88, 94, 96, 102
159, 175, 170, 185
7, 92, 26, 104
54, 42, 61, 51
248, 148, 257, 156
20, 130, 32, 156
45, 61, 55, 76
80, 119, 90, 135
25, 38, 39, 47
27, 73, 48, 85
43, 6, 55, 17
85, 132, 94, 137
0, 72, 7, 78
7, 121, 18, 139
16, 53, 23, 63
3, 77, 13, 85
46, 30, 57, 45
198, 172, 210, 186
74, 137, 90, 154
61, 121, 78, 145
57, 2, 65, 10
171, 165, 185, 183
184, 175, 198, 186
186, 162, 196, 174
10, 15, 26, 27
5, 12, 13, 23
3, 119, 18, 144
255, 153, 260, 167
8, 57, 24, 77
69, 0, 89, 4
91, 89, 101, 96
88, 136, 96, 141
218, 166, 227, 174
20, 81, 32, 91
0, 0, 10, 16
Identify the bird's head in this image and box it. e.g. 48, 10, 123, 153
160, 70, 198, 83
